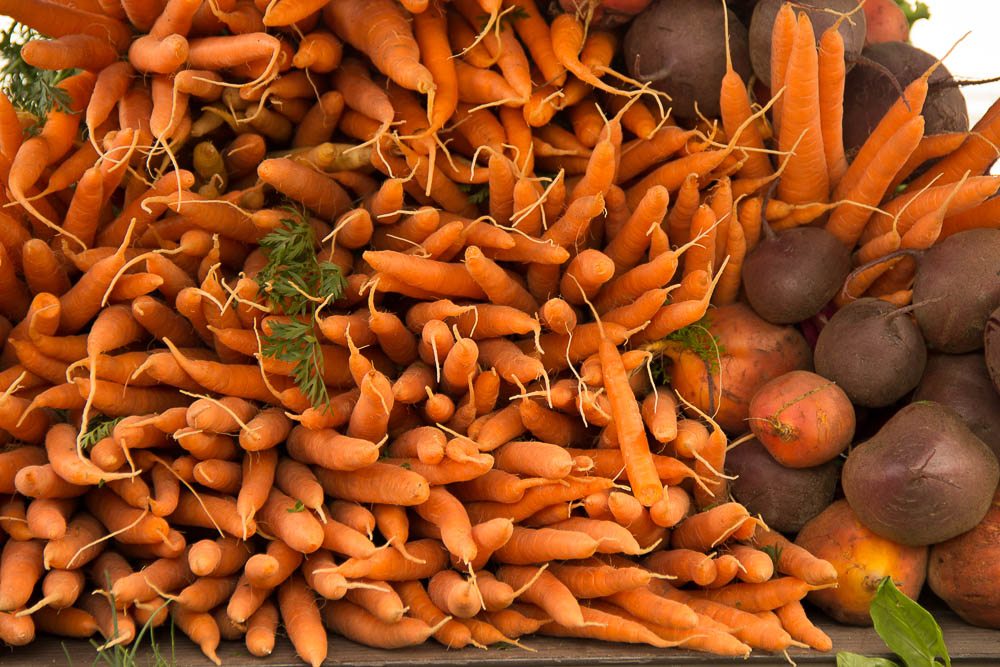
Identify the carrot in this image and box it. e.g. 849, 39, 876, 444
453, 59, 521, 108
864, 175, 1000, 244
723, 544, 774, 584
496, 565, 591, 629
550, 13, 625, 97
15, 464, 87, 500
686, 576, 816, 613
519, 398, 589, 449
426, 569, 480, 619
186, 396, 258, 433
606, 587, 700, 631
42, 513, 105, 571
604, 185, 671, 275
0, 0, 132, 52
651, 580, 795, 652
494, 440, 575, 480
257, 158, 352, 221
907, 95, 1000, 191
774, 11, 829, 207
315, 463, 430, 507
257, 488, 324, 554
414, 486, 477, 565
836, 74, 930, 205
277, 574, 327, 667
321, 599, 441, 649
176, 575, 240, 613
172, 607, 221, 665
711, 216, 747, 305
285, 424, 380, 472
292, 30, 342, 74
598, 335, 661, 506
0, 446, 46, 494
334, 539, 449, 581
493, 525, 601, 565
569, 99, 608, 149
80, 591, 135, 649
542, 602, 676, 647
747, 527, 837, 585
825, 116, 925, 247
616, 126, 696, 185
504, 0, 564, 86
32, 606, 97, 639
324, 0, 434, 95
546, 561, 650, 600
775, 599, 833, 651
0, 540, 44, 611
25, 498, 74, 540
396, 579, 478, 649
0, 497, 32, 541
816, 22, 848, 185
262, 0, 328, 26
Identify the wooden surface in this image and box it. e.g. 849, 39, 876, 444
4, 598, 1000, 666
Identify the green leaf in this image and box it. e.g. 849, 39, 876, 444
400, 462, 412, 470
662, 314, 726, 375
760, 544, 783, 570
254, 206, 345, 411
837, 652, 900, 667
869, 577, 950, 667
0, 22, 80, 129
465, 185, 490, 205
892, 0, 930, 26
79, 416, 124, 451
287, 500, 306, 513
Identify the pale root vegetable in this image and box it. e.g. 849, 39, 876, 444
665, 303, 812, 433
928, 487, 1000, 628
795, 500, 928, 626
747, 370, 855, 467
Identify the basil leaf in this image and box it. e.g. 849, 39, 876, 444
870, 577, 950, 667
836, 652, 899, 667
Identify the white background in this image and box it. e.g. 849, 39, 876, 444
910, 0, 1000, 130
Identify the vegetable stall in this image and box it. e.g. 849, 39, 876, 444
0, 0, 997, 665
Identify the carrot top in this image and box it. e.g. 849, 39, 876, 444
253, 208, 346, 409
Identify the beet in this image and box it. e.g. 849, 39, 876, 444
929, 487, 1000, 628
748, 0, 866, 87
726, 437, 838, 532
841, 401, 1000, 546
842, 42, 968, 157
624, 0, 752, 119
742, 226, 851, 324
813, 298, 926, 408
911, 228, 1000, 353
913, 352, 1000, 459
988, 305, 1000, 393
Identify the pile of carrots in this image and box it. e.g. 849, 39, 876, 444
0, 0, 998, 663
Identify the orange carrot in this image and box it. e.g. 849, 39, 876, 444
324, 0, 434, 95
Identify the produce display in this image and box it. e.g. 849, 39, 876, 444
0, 0, 997, 664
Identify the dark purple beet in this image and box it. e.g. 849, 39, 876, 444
913, 352, 1000, 459
988, 305, 1000, 394
912, 228, 1000, 353
813, 298, 926, 407
843, 42, 968, 158
624, 0, 752, 120
742, 227, 852, 324
726, 437, 839, 532
842, 401, 1000, 546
